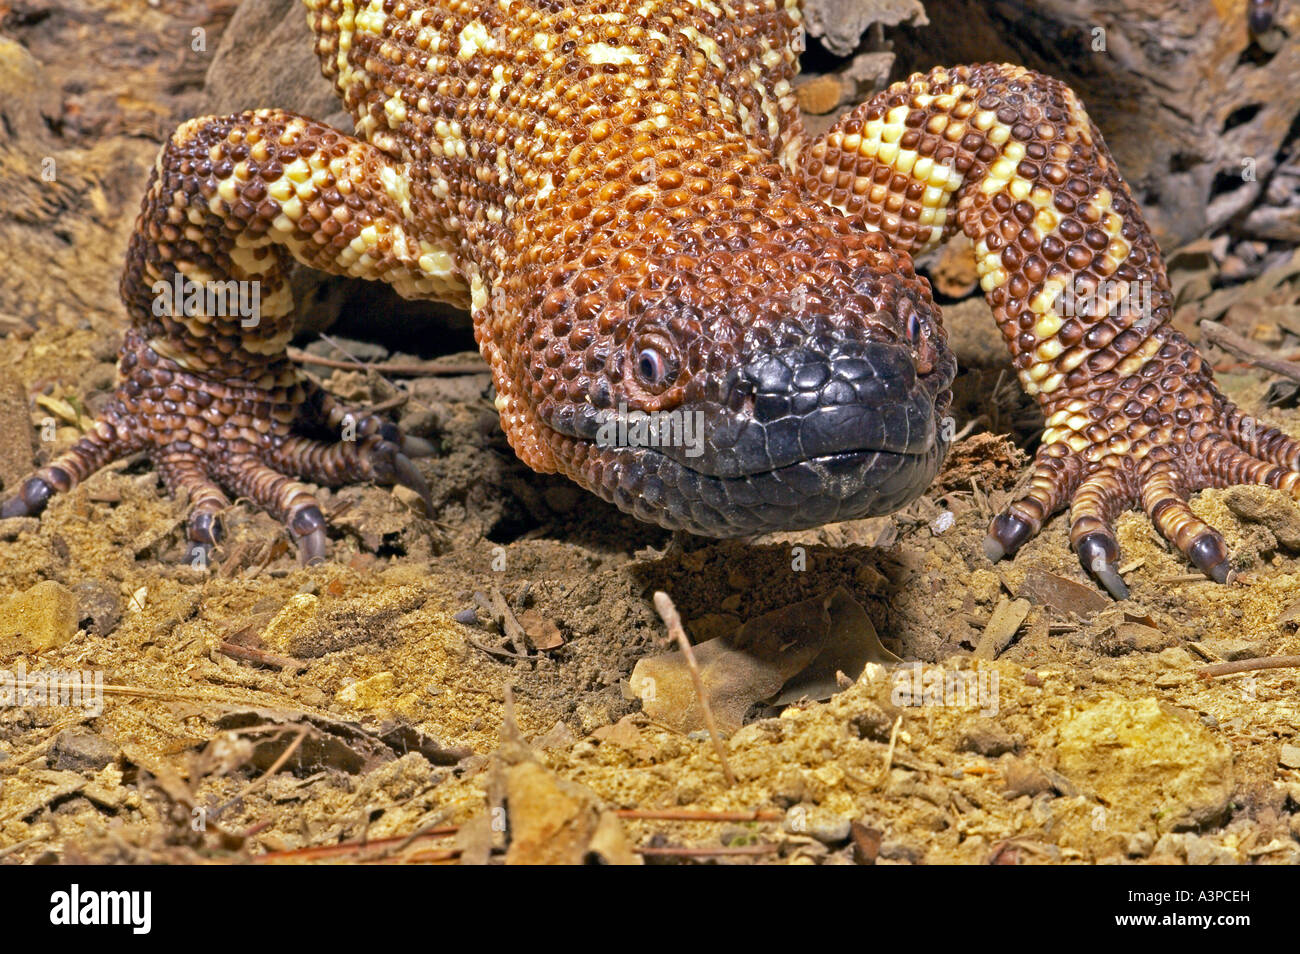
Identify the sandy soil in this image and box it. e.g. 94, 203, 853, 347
0, 0, 1298, 865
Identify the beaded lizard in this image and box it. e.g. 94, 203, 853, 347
5, 0, 1300, 599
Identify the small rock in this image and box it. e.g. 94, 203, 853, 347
1100, 622, 1174, 655
1184, 835, 1236, 865
71, 580, 121, 637
452, 607, 479, 625
849, 703, 896, 742
390, 484, 428, 515
1126, 831, 1155, 858
849, 821, 882, 864
804, 813, 850, 844
504, 760, 639, 865
1223, 485, 1300, 551
1200, 638, 1267, 661
968, 569, 1002, 606
1157, 647, 1194, 669
575, 701, 612, 734
1001, 756, 1056, 798
785, 804, 851, 844
957, 720, 1018, 757
0, 580, 80, 655
772, 768, 809, 807
1056, 697, 1233, 831
335, 671, 396, 709
1279, 743, 1300, 769
878, 837, 924, 864
1153, 832, 1188, 860
49, 729, 120, 773
532, 721, 576, 751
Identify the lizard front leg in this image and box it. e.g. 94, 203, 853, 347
798, 63, 1300, 597
2, 109, 463, 563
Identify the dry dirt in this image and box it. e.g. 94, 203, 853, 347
0, 0, 1298, 865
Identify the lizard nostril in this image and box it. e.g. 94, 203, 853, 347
914, 340, 936, 376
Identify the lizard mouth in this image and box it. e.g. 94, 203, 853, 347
544, 338, 957, 536
578, 443, 950, 537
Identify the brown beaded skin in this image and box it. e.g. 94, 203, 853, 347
4, 3, 1299, 595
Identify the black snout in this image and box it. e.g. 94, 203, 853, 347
699, 340, 938, 478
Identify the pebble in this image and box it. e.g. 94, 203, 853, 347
50, 729, 120, 773
1184, 835, 1236, 865
957, 721, 1018, 757
1157, 647, 1194, 669
1279, 743, 1300, 769
0, 580, 80, 654
784, 804, 851, 844
1200, 637, 1267, 661
71, 580, 121, 637
1057, 697, 1233, 831
1126, 831, 1155, 858
1000, 757, 1056, 798
929, 510, 955, 534
335, 671, 395, 709
1153, 832, 1187, 859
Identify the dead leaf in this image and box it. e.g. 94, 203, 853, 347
1016, 567, 1109, 617
629, 587, 898, 733
974, 598, 1031, 659
502, 761, 639, 865
517, 609, 564, 650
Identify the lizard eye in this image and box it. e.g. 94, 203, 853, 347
902, 300, 924, 343
630, 334, 679, 391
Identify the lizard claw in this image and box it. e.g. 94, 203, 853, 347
364, 440, 434, 514
1076, 531, 1130, 601
290, 505, 329, 566
372, 420, 435, 458
392, 450, 434, 513
982, 511, 1036, 563
1, 473, 60, 519
1187, 534, 1232, 584
400, 434, 436, 458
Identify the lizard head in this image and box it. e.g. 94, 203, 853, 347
509, 213, 956, 537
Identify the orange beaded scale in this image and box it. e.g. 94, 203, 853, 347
5, 0, 1299, 597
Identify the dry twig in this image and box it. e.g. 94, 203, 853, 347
652, 591, 737, 787
1199, 655, 1300, 679
1201, 321, 1300, 384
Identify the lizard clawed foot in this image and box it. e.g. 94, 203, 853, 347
0, 341, 432, 565
983, 390, 1300, 597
